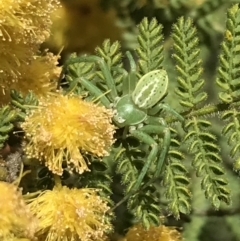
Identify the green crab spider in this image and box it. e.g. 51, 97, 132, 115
62, 52, 184, 208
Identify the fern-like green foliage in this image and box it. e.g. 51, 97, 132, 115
3, 3, 240, 237
61, 52, 95, 96
61, 18, 179, 228
10, 89, 39, 121
163, 127, 191, 219
136, 18, 164, 75
216, 5, 240, 172
95, 40, 124, 95
58, 5, 240, 227
172, 16, 231, 208
0, 105, 16, 148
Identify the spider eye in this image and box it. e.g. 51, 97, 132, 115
115, 115, 125, 124
132, 69, 168, 109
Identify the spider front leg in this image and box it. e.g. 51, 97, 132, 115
61, 55, 118, 101
111, 51, 138, 96
76, 77, 112, 108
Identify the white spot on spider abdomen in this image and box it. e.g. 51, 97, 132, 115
132, 70, 168, 109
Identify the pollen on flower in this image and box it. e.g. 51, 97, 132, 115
0, 0, 61, 96
0, 0, 61, 44
10, 51, 61, 97
0, 39, 34, 94
0, 181, 38, 240
21, 93, 115, 175
125, 223, 182, 241
0, 45, 61, 104
28, 185, 113, 241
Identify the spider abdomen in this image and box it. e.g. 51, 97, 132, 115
132, 70, 168, 109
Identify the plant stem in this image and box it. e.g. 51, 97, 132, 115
167, 99, 240, 124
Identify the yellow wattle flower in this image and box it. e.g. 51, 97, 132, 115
0, 181, 38, 241
21, 93, 115, 175
125, 223, 182, 241
10, 51, 61, 97
0, 0, 61, 44
28, 185, 113, 241
0, 0, 61, 94
0, 51, 61, 105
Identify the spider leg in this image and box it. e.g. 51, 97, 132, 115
149, 102, 185, 124
111, 51, 138, 96
125, 51, 138, 94
138, 119, 171, 179
111, 67, 129, 96
62, 55, 118, 101
63, 77, 81, 95
126, 51, 137, 73
110, 122, 171, 211
77, 77, 111, 108
130, 129, 159, 191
